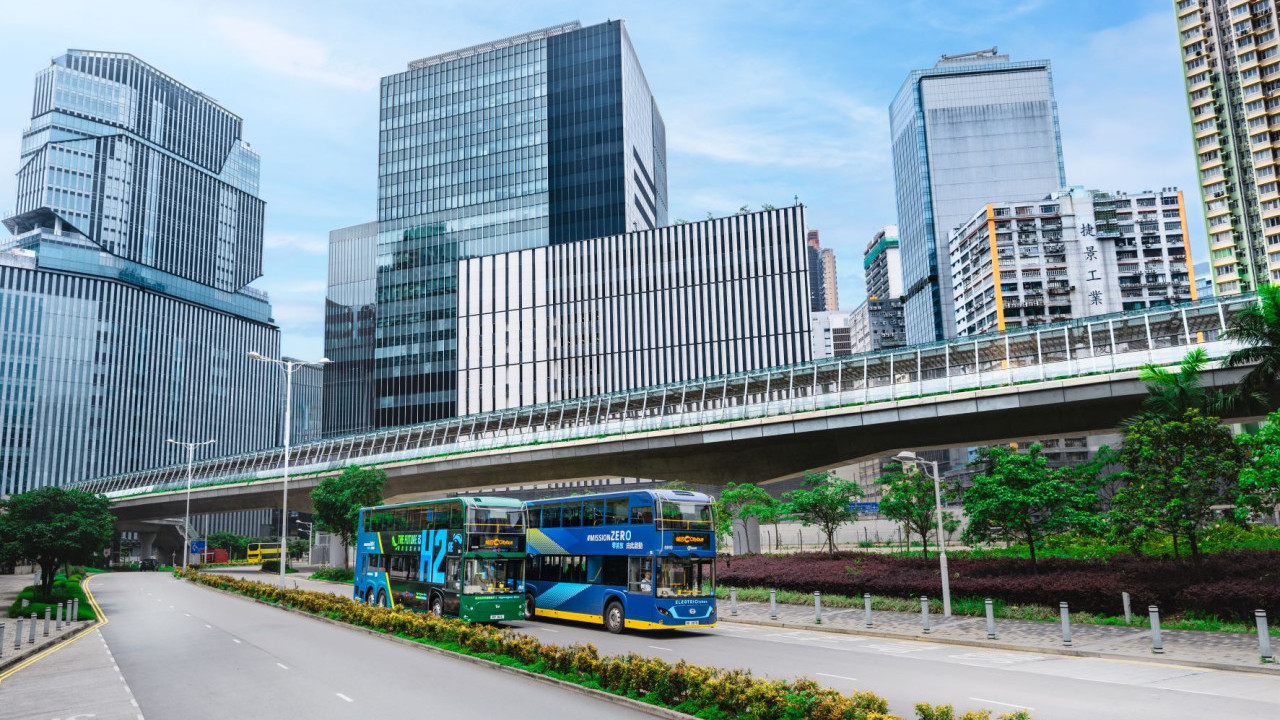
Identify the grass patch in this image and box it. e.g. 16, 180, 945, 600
719, 586, 1280, 636
309, 567, 354, 583
7, 574, 97, 621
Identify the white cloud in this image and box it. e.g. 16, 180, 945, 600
263, 232, 328, 254
209, 16, 379, 91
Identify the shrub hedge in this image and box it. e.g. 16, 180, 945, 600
176, 569, 1028, 720
719, 551, 1280, 620
7, 574, 96, 620
258, 560, 297, 574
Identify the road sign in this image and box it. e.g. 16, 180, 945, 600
190, 540, 207, 554
849, 502, 880, 514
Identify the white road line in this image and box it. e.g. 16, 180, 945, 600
277, 663, 289, 670
816, 673, 858, 681
970, 698, 1034, 711
648, 645, 674, 652
205, 624, 212, 629
336, 693, 354, 703
232, 638, 242, 644
184, 613, 190, 617
538, 628, 559, 633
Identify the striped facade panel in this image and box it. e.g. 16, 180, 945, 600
457, 206, 812, 414
0, 259, 280, 494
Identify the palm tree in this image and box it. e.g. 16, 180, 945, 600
1131, 347, 1217, 422
1223, 284, 1280, 397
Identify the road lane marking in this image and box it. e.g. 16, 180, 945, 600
232, 638, 242, 644
184, 614, 190, 617
277, 663, 289, 670
336, 693, 354, 702
204, 624, 211, 629
648, 646, 674, 652
970, 698, 1033, 711
0, 574, 108, 684
816, 673, 858, 681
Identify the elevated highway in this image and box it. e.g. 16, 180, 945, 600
80, 295, 1265, 522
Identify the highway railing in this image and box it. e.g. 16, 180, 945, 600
75, 294, 1257, 499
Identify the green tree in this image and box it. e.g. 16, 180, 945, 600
735, 205, 751, 215
719, 482, 785, 553
783, 471, 863, 556
1113, 409, 1243, 565
878, 463, 955, 559
1130, 348, 1221, 423
311, 465, 385, 569
287, 537, 309, 560
1238, 410, 1280, 523
961, 444, 1099, 570
0, 487, 114, 597
1223, 284, 1280, 396
206, 531, 248, 560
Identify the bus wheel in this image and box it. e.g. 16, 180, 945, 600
524, 594, 536, 621
364, 587, 374, 605
430, 594, 443, 617
376, 589, 387, 608
604, 601, 625, 634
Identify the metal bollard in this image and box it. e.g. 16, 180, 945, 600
43, 607, 50, 637
864, 593, 872, 628
1149, 606, 1163, 654
0, 622, 5, 657
985, 599, 996, 639
1060, 602, 1072, 647
1122, 592, 1132, 624
27, 613, 36, 644
1256, 610, 1274, 663
72, 598, 79, 621
55, 602, 62, 631
921, 596, 931, 634
814, 591, 822, 625
769, 589, 777, 620
13, 618, 21, 650
730, 587, 737, 616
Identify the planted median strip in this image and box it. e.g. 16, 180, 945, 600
177, 568, 1029, 720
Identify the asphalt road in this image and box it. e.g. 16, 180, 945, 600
49, 572, 654, 720
236, 569, 1280, 720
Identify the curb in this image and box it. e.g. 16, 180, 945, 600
183, 578, 696, 720
723, 616, 1280, 677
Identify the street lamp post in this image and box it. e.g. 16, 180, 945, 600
894, 450, 951, 617
166, 438, 216, 571
248, 351, 330, 586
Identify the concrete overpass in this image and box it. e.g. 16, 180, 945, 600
79, 295, 1264, 522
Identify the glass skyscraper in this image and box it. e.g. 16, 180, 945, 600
890, 49, 1065, 343
375, 21, 667, 427
0, 50, 280, 493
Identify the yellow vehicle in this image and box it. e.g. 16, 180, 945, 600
246, 542, 282, 564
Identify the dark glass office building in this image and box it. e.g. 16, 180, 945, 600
375, 21, 667, 427
1, 50, 280, 492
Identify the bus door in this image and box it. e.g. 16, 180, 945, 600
444, 557, 461, 614
626, 557, 653, 596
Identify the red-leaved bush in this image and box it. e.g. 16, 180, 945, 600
719, 551, 1280, 619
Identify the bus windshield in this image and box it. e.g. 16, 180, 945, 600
657, 500, 714, 531
467, 507, 525, 534
462, 558, 522, 594
655, 557, 715, 597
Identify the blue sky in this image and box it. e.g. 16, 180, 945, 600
0, 0, 1198, 359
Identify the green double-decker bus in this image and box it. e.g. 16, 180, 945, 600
354, 496, 526, 622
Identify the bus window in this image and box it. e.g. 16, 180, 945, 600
601, 556, 627, 586
627, 557, 651, 594
528, 507, 541, 529
630, 504, 653, 524
655, 557, 715, 597
542, 505, 561, 528
658, 501, 713, 531
463, 558, 521, 594
562, 502, 581, 527
583, 501, 604, 526
605, 498, 628, 525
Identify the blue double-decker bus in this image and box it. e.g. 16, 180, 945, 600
523, 489, 716, 633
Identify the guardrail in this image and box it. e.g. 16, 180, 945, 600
77, 294, 1257, 499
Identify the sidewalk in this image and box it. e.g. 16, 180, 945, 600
722, 598, 1279, 674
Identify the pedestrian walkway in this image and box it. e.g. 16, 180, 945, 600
721, 598, 1278, 673
0, 629, 142, 720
